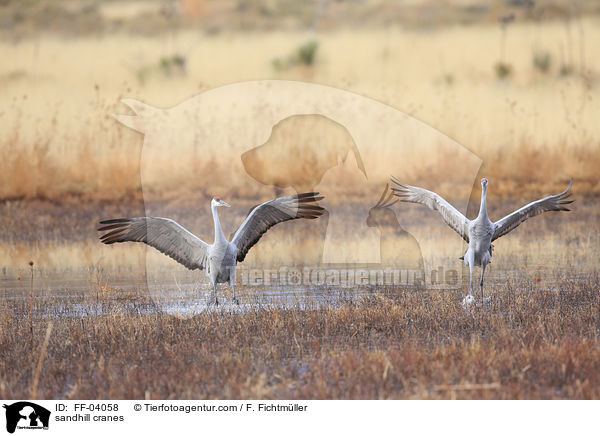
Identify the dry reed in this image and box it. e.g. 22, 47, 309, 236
2, 19, 600, 202
0, 276, 598, 399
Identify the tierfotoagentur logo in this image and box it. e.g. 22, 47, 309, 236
3, 402, 50, 434
238, 266, 459, 288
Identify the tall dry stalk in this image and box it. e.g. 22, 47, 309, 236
29, 260, 34, 347
30, 321, 53, 400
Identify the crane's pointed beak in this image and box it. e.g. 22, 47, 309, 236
220, 201, 231, 207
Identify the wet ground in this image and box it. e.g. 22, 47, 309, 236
1, 263, 595, 320
1, 197, 598, 318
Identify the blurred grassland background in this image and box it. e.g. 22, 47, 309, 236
0, 0, 599, 204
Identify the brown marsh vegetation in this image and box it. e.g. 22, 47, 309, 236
0, 277, 599, 400
1, 190, 597, 400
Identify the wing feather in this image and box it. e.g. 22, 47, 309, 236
97, 217, 209, 270
390, 176, 470, 243
492, 178, 573, 241
232, 193, 325, 262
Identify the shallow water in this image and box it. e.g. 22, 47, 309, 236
1, 195, 597, 320
0, 263, 592, 319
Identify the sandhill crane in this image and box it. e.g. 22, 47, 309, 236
98, 193, 324, 305
390, 177, 573, 303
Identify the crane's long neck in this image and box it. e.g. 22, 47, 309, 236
212, 204, 227, 245
477, 185, 488, 220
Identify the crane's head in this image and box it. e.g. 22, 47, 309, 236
212, 197, 231, 208
481, 178, 488, 188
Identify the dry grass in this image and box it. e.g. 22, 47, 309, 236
0, 276, 598, 400
1, 198, 595, 401
2, 17, 600, 202
0, 194, 597, 276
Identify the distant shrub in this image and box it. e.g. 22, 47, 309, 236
159, 54, 187, 76
271, 58, 285, 71
494, 62, 512, 79
435, 73, 454, 86
297, 40, 318, 66
559, 64, 574, 77
533, 50, 552, 73
271, 39, 319, 71
136, 53, 187, 84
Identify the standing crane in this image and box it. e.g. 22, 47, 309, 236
390, 177, 573, 303
98, 193, 324, 305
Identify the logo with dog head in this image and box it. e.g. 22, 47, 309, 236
3, 402, 50, 434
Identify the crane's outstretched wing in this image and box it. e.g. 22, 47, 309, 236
97, 217, 209, 270
232, 192, 324, 262
390, 176, 470, 243
492, 178, 573, 241
373, 183, 399, 209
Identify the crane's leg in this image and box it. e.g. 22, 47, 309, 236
461, 257, 476, 308
212, 281, 219, 306
469, 261, 474, 296
230, 266, 239, 305
480, 263, 487, 301
207, 261, 220, 306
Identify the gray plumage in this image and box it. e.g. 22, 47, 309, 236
491, 178, 573, 241
98, 193, 324, 305
391, 177, 573, 303
98, 217, 209, 270
232, 194, 324, 262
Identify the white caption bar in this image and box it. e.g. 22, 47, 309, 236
1, 400, 595, 436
